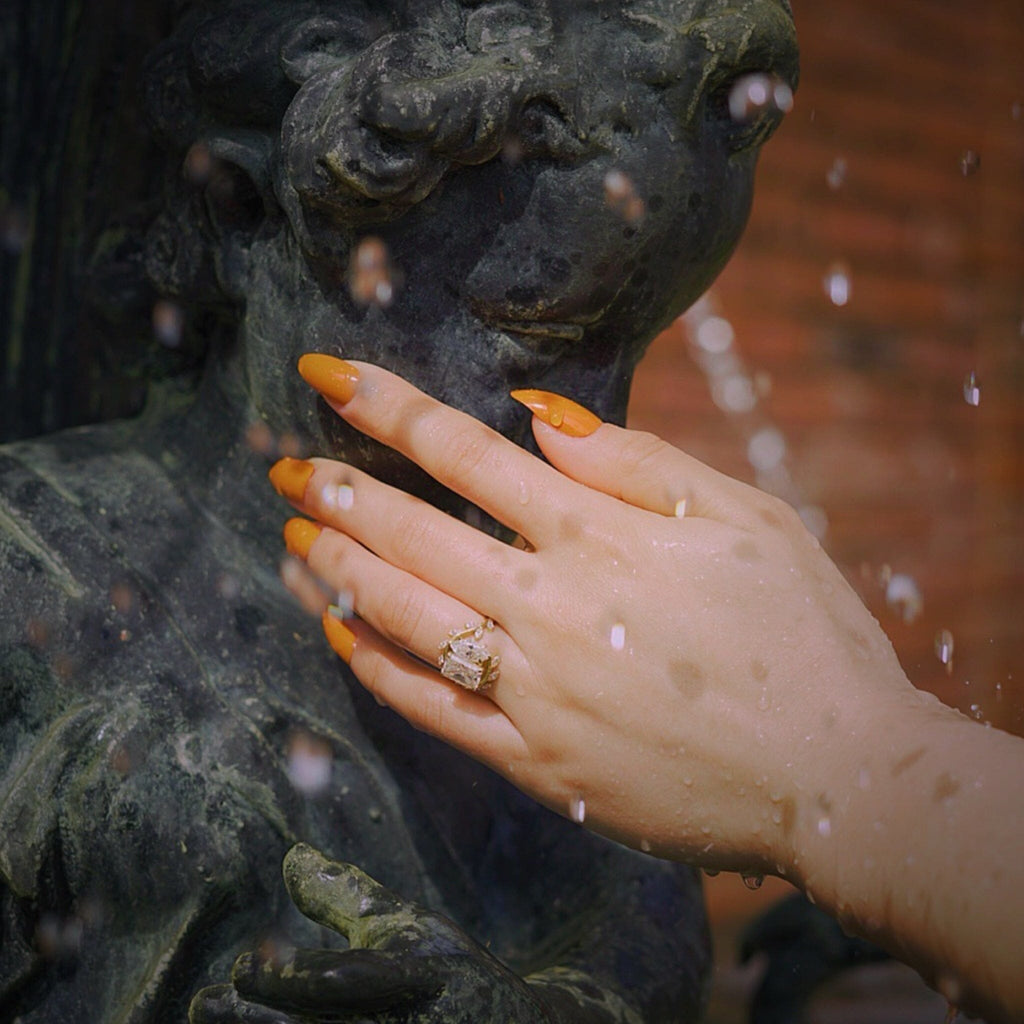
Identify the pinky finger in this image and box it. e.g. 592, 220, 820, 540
321, 612, 528, 768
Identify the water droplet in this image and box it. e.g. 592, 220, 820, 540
640, 838, 652, 853
152, 300, 185, 348
569, 793, 586, 824
713, 373, 757, 414
286, 731, 333, 795
742, 872, 765, 891
857, 767, 872, 790
695, 315, 734, 354
969, 703, 985, 721
549, 402, 565, 428
674, 497, 688, 518
962, 372, 981, 407
935, 629, 955, 673
757, 688, 770, 711
826, 156, 848, 190
349, 236, 401, 308
817, 816, 832, 838
958, 150, 980, 176
885, 573, 923, 623
747, 427, 787, 472
703, 867, 720, 877
610, 623, 626, 651
517, 480, 531, 505
728, 73, 793, 123
823, 263, 851, 306
603, 168, 645, 225
337, 484, 355, 510
368, 806, 383, 822
771, 809, 783, 825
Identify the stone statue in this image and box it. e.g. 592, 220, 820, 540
0, 1, 797, 1020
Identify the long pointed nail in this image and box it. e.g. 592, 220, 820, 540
509, 389, 602, 437
284, 517, 322, 559
269, 458, 315, 502
298, 354, 360, 405
322, 607, 356, 664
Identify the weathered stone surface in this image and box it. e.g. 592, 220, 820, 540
1, 1, 796, 1021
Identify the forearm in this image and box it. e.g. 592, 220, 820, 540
789, 690, 1024, 1023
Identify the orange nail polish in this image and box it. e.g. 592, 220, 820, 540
269, 458, 315, 502
322, 607, 356, 664
509, 389, 602, 438
298, 353, 360, 405
284, 517, 322, 559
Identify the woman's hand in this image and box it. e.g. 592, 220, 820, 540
268, 356, 916, 880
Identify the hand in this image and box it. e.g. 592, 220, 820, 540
270, 357, 918, 879
189, 843, 621, 1024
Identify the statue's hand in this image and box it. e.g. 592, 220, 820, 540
189, 843, 615, 1024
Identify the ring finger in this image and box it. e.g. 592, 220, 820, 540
291, 519, 518, 696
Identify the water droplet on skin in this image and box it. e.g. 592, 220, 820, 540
857, 768, 872, 790
337, 484, 355, 510
515, 685, 526, 698
935, 629, 955, 673
569, 793, 586, 824
963, 372, 981, 407
369, 806, 383, 822
640, 839, 652, 853
771, 810, 783, 825
823, 263, 851, 306
610, 623, 626, 651
817, 816, 832, 838
742, 872, 765, 891
549, 403, 565, 428
518, 480, 531, 505
674, 497, 688, 518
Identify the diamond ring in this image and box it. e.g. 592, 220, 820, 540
438, 619, 501, 692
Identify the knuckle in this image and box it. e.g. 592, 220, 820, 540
389, 505, 440, 566
376, 582, 427, 645
617, 431, 672, 481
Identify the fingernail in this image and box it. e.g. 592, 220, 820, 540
284, 517, 322, 559
269, 458, 315, 502
298, 353, 360, 405
509, 389, 602, 438
322, 607, 356, 664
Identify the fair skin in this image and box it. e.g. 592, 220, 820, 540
271, 357, 1024, 1024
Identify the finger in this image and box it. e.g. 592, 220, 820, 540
232, 948, 441, 1013
297, 356, 576, 546
188, 984, 297, 1024
521, 400, 754, 521
278, 459, 526, 618
281, 845, 478, 956
323, 612, 529, 766
293, 519, 515, 684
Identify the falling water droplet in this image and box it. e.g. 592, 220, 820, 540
817, 816, 832, 838
569, 793, 586, 824
695, 315, 734, 354
337, 484, 355, 510
963, 372, 981, 407
823, 263, 851, 307
742, 872, 765, 891
885, 573, 923, 624
935, 629, 955, 673
747, 427, 787, 473
958, 150, 980, 176
826, 156, 848, 190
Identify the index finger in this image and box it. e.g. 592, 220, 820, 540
298, 356, 576, 545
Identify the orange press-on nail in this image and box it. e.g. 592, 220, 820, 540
298, 354, 360, 405
509, 389, 602, 438
322, 607, 356, 664
284, 517, 322, 560
269, 458, 315, 502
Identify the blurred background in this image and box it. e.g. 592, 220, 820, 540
628, 0, 1023, 1019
